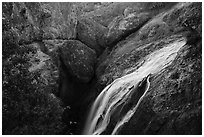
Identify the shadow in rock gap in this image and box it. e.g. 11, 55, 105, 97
58, 56, 98, 134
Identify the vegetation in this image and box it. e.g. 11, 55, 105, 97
2, 28, 67, 135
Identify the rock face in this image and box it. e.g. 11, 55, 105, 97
76, 17, 108, 55
118, 40, 201, 135
39, 2, 77, 39
96, 2, 201, 87
2, 2, 41, 45
105, 12, 151, 47
94, 2, 201, 135
81, 3, 137, 27
59, 40, 97, 83
82, 3, 176, 27
2, 2, 77, 45
80, 2, 177, 48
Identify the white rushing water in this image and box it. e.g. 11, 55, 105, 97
83, 38, 186, 135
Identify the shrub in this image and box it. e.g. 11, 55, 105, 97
2, 42, 67, 135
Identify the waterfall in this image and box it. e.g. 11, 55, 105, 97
83, 38, 186, 135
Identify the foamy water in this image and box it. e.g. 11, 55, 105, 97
83, 38, 186, 135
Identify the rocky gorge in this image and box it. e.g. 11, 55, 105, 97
2, 2, 202, 135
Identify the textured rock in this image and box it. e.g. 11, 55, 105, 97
39, 2, 77, 39
119, 39, 201, 134
59, 40, 97, 83
2, 2, 77, 45
76, 2, 177, 54
81, 3, 136, 27
96, 30, 183, 87
76, 17, 108, 55
96, 2, 201, 87
162, 2, 202, 36
94, 2, 201, 135
105, 12, 151, 47
2, 2, 42, 45
82, 2, 176, 27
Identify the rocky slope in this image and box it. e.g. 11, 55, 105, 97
2, 2, 201, 135
95, 2, 201, 135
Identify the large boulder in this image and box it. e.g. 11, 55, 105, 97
82, 2, 176, 27
76, 17, 108, 55
81, 3, 133, 27
79, 2, 177, 49
162, 2, 202, 36
105, 12, 151, 47
59, 40, 97, 83
96, 2, 201, 87
118, 39, 201, 135
94, 2, 201, 135
81, 3, 147, 27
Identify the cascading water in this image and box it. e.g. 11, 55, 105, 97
83, 38, 186, 135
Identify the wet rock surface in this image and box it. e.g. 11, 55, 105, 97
96, 2, 201, 89
93, 2, 201, 135
118, 40, 201, 134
